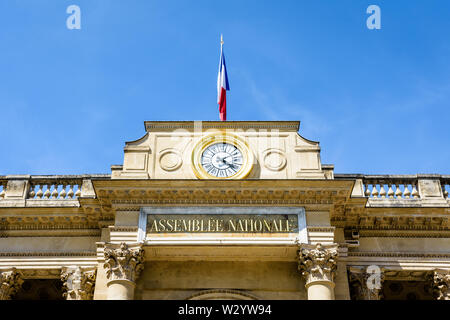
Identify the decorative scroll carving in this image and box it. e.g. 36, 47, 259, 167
348, 267, 385, 300
0, 268, 23, 300
103, 242, 144, 283
297, 243, 339, 285
430, 269, 450, 300
61, 267, 96, 300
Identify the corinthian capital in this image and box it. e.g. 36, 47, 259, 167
104, 242, 145, 283
0, 268, 23, 300
348, 266, 385, 300
298, 243, 339, 285
431, 269, 450, 300
61, 267, 96, 300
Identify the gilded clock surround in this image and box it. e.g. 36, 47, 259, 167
191, 132, 254, 180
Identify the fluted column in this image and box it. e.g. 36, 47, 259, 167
0, 268, 23, 300
61, 267, 97, 300
103, 242, 145, 300
348, 266, 385, 300
431, 269, 450, 300
298, 243, 339, 300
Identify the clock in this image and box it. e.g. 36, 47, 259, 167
191, 133, 254, 179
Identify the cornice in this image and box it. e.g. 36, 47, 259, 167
93, 180, 351, 212
144, 121, 300, 132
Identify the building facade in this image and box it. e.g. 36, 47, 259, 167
0, 121, 449, 300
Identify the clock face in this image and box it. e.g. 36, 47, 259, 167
200, 143, 243, 178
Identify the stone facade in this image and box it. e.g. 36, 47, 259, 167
0, 121, 449, 300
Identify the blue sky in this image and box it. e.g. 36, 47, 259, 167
1, 0, 449, 175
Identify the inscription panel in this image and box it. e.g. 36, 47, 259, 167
147, 214, 298, 234
138, 206, 308, 244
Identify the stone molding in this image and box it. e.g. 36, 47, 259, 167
144, 121, 300, 132
103, 242, 144, 284
431, 269, 450, 300
61, 266, 97, 300
348, 267, 385, 300
297, 243, 339, 286
0, 268, 23, 300
0, 252, 96, 257
347, 252, 450, 258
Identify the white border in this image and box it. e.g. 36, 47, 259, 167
137, 206, 307, 245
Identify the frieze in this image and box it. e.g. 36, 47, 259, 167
347, 252, 450, 258
0, 252, 97, 257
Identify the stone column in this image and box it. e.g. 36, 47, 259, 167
103, 242, 144, 300
431, 269, 450, 300
348, 266, 385, 300
298, 243, 339, 300
61, 267, 97, 300
0, 268, 23, 300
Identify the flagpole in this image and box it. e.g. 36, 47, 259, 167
218, 34, 228, 121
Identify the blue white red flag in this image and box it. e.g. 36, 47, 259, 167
217, 36, 230, 121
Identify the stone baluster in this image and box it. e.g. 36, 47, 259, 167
51, 183, 59, 199
103, 242, 145, 300
60, 184, 67, 199
403, 183, 411, 198
387, 184, 394, 198
298, 243, 339, 300
0, 268, 23, 300
28, 184, 36, 198
364, 183, 371, 197
67, 185, 74, 199
43, 184, 51, 199
36, 184, 44, 199
348, 266, 385, 300
394, 184, 402, 198
371, 185, 379, 198
75, 184, 82, 198
442, 183, 449, 199
430, 269, 450, 300
61, 267, 96, 300
0, 183, 5, 199
379, 185, 387, 198
411, 184, 419, 198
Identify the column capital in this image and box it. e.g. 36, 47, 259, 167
0, 268, 23, 300
431, 269, 450, 300
348, 266, 385, 300
61, 266, 97, 300
103, 242, 145, 284
297, 243, 339, 286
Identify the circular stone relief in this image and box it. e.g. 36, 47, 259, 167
159, 149, 183, 171
263, 149, 287, 171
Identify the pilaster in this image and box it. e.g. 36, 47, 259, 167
61, 266, 97, 300
348, 266, 385, 300
431, 269, 450, 300
0, 268, 23, 300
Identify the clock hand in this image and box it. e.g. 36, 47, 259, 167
223, 159, 237, 170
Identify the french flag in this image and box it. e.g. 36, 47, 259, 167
217, 36, 230, 121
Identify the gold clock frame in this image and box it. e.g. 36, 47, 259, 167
191, 132, 254, 180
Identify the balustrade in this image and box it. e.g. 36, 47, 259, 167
27, 179, 82, 200
363, 178, 420, 199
